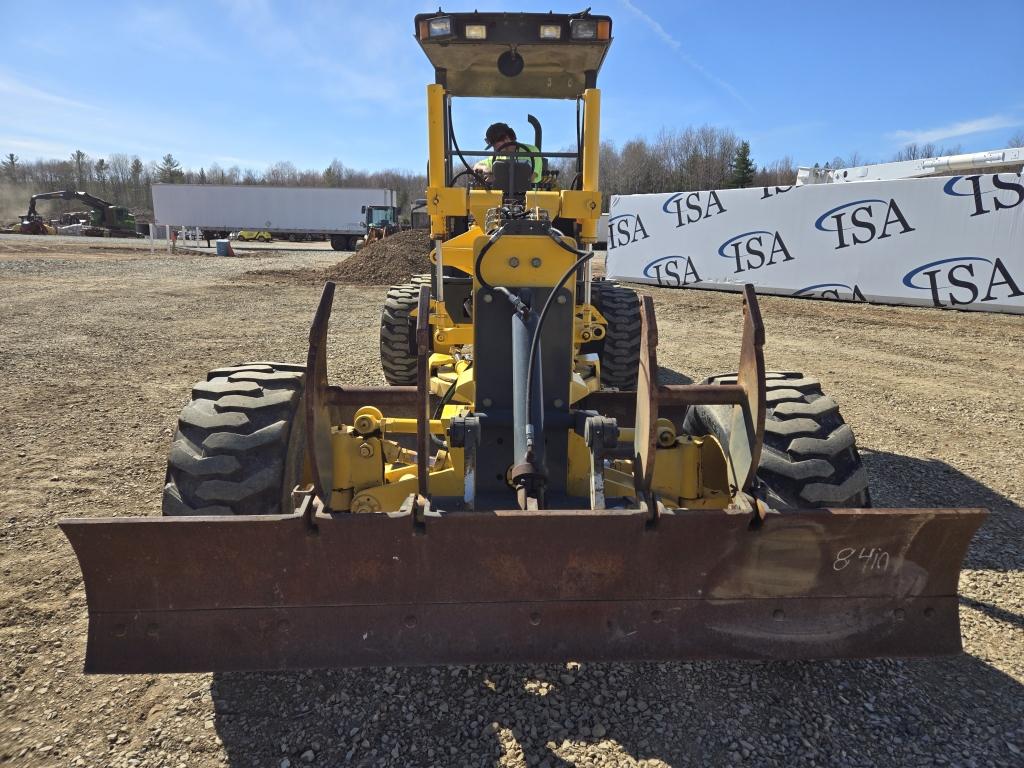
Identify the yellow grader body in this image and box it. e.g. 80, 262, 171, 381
60, 10, 984, 673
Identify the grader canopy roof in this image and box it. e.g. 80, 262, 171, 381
414, 11, 612, 98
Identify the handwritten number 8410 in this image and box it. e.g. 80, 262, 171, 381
833, 547, 890, 572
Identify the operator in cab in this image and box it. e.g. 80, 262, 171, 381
474, 122, 543, 185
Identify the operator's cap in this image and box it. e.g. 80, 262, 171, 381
485, 122, 516, 147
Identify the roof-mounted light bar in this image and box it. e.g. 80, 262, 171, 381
419, 16, 454, 39
418, 13, 610, 42
570, 18, 610, 40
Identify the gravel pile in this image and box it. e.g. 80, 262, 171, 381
324, 230, 432, 285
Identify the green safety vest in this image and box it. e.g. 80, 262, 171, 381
481, 143, 543, 184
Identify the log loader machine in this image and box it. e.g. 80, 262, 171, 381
20, 189, 139, 237
355, 203, 402, 249
60, 10, 985, 673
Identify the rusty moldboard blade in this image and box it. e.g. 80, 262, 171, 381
733, 284, 766, 493
305, 281, 336, 509
58, 506, 986, 673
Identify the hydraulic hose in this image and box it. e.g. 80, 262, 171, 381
473, 224, 507, 290
522, 231, 594, 452
448, 99, 490, 189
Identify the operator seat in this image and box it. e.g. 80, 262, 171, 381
491, 160, 533, 201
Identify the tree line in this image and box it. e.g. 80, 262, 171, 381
2, 127, 1022, 222
0, 151, 428, 221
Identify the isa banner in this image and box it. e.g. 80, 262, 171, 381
605, 173, 1024, 314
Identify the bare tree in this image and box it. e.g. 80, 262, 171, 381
265, 161, 298, 185
893, 142, 961, 162
108, 153, 132, 201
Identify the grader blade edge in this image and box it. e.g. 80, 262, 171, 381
59, 505, 985, 673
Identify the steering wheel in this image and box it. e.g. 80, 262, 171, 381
452, 168, 490, 189
488, 141, 541, 198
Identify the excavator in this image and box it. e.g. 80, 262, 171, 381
59, 9, 984, 673
18, 190, 140, 237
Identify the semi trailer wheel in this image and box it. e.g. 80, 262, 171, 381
380, 282, 421, 386
588, 281, 642, 390
162, 362, 308, 516
684, 371, 871, 509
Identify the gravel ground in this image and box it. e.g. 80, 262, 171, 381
0, 234, 1021, 767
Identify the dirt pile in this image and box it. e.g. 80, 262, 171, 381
325, 229, 432, 285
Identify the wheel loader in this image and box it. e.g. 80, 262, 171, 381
60, 10, 985, 673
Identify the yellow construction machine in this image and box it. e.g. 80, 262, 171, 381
60, 10, 984, 673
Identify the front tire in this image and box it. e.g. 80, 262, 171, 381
380, 283, 420, 386
589, 281, 642, 390
162, 362, 308, 516
685, 371, 870, 508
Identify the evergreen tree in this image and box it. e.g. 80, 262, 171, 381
1, 153, 17, 181
129, 157, 146, 208
729, 141, 756, 188
198, 167, 208, 184
323, 159, 345, 187
156, 153, 184, 183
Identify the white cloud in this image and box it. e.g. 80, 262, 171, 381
888, 115, 1023, 144
0, 72, 94, 111
619, 0, 751, 111
0, 135, 94, 158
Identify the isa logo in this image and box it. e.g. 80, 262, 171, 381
903, 256, 1023, 307
793, 283, 866, 301
661, 191, 727, 228
718, 230, 793, 274
607, 213, 650, 250
761, 185, 793, 200
942, 174, 1024, 217
815, 198, 914, 250
642, 255, 701, 287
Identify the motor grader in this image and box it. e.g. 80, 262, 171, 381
60, 10, 984, 673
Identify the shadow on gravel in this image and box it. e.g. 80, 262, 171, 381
206, 448, 1021, 767
656, 366, 694, 385
211, 653, 1023, 767
860, 449, 1022, 572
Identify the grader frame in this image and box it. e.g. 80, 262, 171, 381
59, 10, 985, 673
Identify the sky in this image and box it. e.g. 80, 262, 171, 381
2, 0, 1022, 176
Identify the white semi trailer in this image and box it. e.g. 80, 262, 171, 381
151, 184, 398, 250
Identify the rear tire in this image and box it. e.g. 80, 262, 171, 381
380, 283, 420, 386
162, 362, 308, 516
685, 371, 871, 508
590, 281, 642, 390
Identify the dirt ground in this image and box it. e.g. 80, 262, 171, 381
0, 234, 1021, 768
